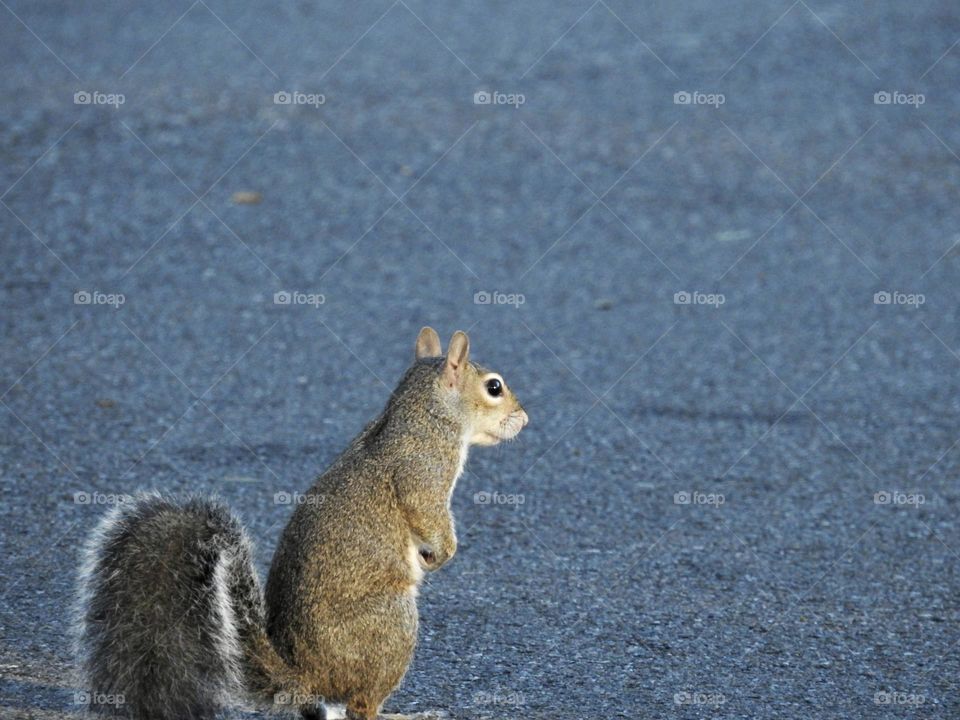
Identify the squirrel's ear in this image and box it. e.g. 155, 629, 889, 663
442, 331, 470, 388
415, 326, 442, 360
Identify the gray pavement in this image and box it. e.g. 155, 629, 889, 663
2, 1, 959, 718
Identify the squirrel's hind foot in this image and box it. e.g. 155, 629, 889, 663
301, 705, 327, 720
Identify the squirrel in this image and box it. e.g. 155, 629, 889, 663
74, 327, 528, 720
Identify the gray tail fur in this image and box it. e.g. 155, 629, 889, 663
75, 493, 304, 719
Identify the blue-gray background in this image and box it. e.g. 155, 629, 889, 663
2, 1, 959, 718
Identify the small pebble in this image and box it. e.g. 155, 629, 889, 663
232, 191, 263, 205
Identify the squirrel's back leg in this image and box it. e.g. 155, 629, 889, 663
346, 697, 380, 720
275, 591, 417, 720
347, 595, 419, 720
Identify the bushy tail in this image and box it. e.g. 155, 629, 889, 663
75, 493, 305, 719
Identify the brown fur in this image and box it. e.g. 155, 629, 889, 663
265, 329, 527, 718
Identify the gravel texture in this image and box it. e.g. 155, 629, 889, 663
1, 1, 959, 718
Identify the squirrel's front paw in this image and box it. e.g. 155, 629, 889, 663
417, 546, 443, 571
418, 541, 455, 571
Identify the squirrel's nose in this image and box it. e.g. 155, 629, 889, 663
518, 408, 529, 427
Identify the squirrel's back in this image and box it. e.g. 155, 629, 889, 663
75, 493, 292, 719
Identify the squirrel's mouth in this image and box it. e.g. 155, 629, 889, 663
497, 410, 528, 441
472, 411, 528, 446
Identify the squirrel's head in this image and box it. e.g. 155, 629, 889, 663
414, 326, 528, 446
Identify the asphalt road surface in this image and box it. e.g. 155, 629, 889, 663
2, 1, 959, 718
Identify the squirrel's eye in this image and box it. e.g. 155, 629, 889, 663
485, 378, 503, 397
